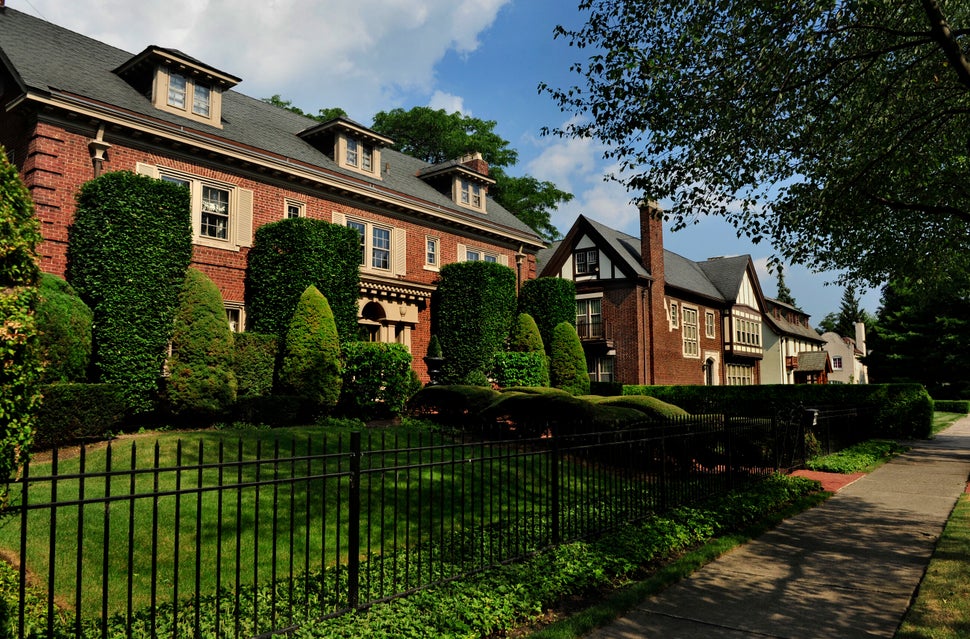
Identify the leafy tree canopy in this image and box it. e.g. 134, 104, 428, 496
816, 284, 874, 336
262, 95, 347, 123
544, 1, 970, 288
371, 106, 572, 242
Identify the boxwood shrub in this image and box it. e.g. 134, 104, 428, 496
245, 218, 360, 343
279, 286, 342, 409
340, 342, 417, 419
33, 384, 127, 449
67, 171, 192, 413
933, 399, 970, 414
518, 277, 576, 355
233, 333, 278, 397
492, 351, 549, 388
35, 273, 93, 383
549, 322, 590, 396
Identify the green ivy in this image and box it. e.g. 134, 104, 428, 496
492, 351, 549, 388
341, 342, 418, 419
518, 278, 576, 355
163, 268, 237, 418
435, 261, 517, 384
0, 145, 42, 490
67, 171, 192, 413
280, 286, 342, 409
245, 218, 361, 343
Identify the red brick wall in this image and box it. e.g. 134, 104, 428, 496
15, 117, 537, 383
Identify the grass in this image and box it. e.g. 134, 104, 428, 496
0, 419, 640, 619
895, 494, 970, 639
932, 412, 965, 437
805, 439, 908, 473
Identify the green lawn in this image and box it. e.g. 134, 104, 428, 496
0, 422, 630, 619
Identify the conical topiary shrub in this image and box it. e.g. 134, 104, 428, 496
164, 268, 237, 417
280, 285, 342, 409
549, 321, 590, 396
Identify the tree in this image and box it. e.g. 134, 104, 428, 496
262, 95, 347, 122
0, 145, 42, 488
280, 286, 342, 409
867, 277, 970, 398
775, 268, 796, 308
817, 285, 874, 337
371, 106, 572, 241
544, 2, 970, 289
549, 322, 590, 396
164, 268, 237, 418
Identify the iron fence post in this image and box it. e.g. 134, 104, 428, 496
348, 431, 362, 609
550, 434, 560, 546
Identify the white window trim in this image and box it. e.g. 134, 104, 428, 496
670, 301, 679, 329
574, 248, 599, 276
337, 134, 381, 178
136, 162, 252, 251
454, 177, 486, 212
705, 311, 716, 339
333, 212, 406, 276
285, 199, 305, 219
457, 243, 507, 265
224, 302, 246, 333
424, 236, 440, 271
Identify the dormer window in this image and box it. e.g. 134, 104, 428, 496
418, 153, 494, 213
460, 179, 482, 208
114, 46, 240, 130
297, 117, 392, 179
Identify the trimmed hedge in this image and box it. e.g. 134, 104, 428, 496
245, 218, 360, 343
280, 286, 342, 409
163, 268, 237, 418
549, 322, 590, 396
492, 351, 549, 388
67, 171, 192, 413
622, 383, 934, 439
33, 384, 127, 449
435, 261, 517, 384
340, 342, 417, 419
933, 399, 970, 414
35, 274, 93, 383
0, 144, 42, 483
232, 333, 278, 397
518, 277, 576, 355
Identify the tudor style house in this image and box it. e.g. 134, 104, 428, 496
0, 7, 544, 381
539, 205, 777, 386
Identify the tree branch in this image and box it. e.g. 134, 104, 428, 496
922, 0, 970, 90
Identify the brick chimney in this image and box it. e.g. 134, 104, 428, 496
639, 201, 664, 283
460, 152, 489, 176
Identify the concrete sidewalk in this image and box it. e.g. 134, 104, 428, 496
586, 417, 970, 639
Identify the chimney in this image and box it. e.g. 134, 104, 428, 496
855, 321, 867, 357
460, 151, 489, 176
639, 201, 664, 283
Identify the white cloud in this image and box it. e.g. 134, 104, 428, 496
19, 0, 511, 121
428, 90, 468, 114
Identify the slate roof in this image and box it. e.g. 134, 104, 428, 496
764, 298, 825, 343
0, 7, 541, 246
797, 351, 831, 373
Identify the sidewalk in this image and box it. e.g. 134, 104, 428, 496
585, 417, 970, 639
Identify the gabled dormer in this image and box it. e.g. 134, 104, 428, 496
114, 46, 240, 129
418, 153, 495, 213
298, 117, 393, 179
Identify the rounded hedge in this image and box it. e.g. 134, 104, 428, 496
340, 342, 417, 419
549, 322, 590, 396
280, 286, 342, 409
164, 268, 237, 418
35, 273, 92, 384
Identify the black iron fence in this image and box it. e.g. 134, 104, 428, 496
4, 410, 825, 639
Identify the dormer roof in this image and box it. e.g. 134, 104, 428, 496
298, 116, 394, 149
114, 45, 241, 90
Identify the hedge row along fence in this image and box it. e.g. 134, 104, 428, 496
622, 383, 933, 440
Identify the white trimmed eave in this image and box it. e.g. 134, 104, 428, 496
18, 89, 545, 251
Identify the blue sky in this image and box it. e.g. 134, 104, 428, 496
16, 0, 880, 324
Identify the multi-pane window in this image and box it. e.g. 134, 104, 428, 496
426, 237, 439, 266
168, 73, 187, 109
372, 226, 391, 269
459, 179, 482, 208
574, 249, 598, 275
734, 318, 762, 346
361, 145, 373, 172
466, 249, 481, 261
833, 356, 843, 370
286, 202, 303, 219
201, 185, 230, 239
670, 302, 679, 328
192, 84, 211, 117
346, 138, 359, 167
347, 219, 392, 270
725, 364, 754, 386
576, 298, 603, 339
682, 307, 699, 357
225, 305, 245, 333
588, 356, 614, 382
706, 311, 716, 338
